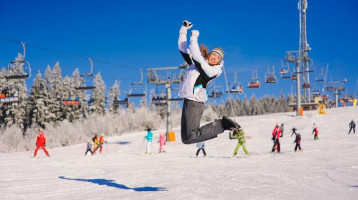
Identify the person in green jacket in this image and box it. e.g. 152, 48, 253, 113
230, 127, 249, 157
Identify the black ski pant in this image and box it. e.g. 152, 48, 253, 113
314, 134, 319, 140
181, 99, 224, 144
349, 127, 355, 134
272, 139, 280, 152
294, 143, 301, 151
196, 148, 206, 156
85, 148, 93, 155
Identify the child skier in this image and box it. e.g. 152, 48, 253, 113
145, 128, 153, 155
312, 123, 319, 140
195, 142, 206, 157
349, 120, 356, 134
158, 133, 166, 153
85, 140, 93, 156
230, 128, 249, 157
34, 128, 50, 157
271, 124, 282, 153
293, 132, 302, 152
178, 20, 240, 145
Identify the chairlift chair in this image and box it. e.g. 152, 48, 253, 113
265, 66, 277, 84
127, 69, 147, 97
6, 42, 31, 80
75, 58, 96, 90
248, 70, 261, 89
315, 68, 325, 82
280, 61, 291, 79
312, 88, 321, 97
226, 72, 244, 94
0, 87, 20, 104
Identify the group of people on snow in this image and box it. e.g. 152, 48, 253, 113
85, 133, 107, 156
144, 128, 167, 155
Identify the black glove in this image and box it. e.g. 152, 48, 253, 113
44, 143, 46, 147
36, 143, 37, 146
272, 136, 275, 140
182, 20, 193, 28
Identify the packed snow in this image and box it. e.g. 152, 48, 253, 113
1, 106, 358, 200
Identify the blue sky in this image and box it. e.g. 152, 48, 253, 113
0, 0, 357, 103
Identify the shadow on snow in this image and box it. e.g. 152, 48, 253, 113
58, 176, 167, 192
107, 141, 130, 145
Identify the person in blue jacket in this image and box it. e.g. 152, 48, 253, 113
195, 142, 206, 157
145, 128, 153, 155
178, 20, 240, 145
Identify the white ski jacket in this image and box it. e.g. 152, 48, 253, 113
178, 27, 223, 103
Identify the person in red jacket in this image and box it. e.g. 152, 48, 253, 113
98, 134, 107, 153
271, 124, 282, 153
34, 128, 50, 157
312, 123, 319, 140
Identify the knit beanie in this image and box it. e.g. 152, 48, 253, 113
210, 47, 224, 60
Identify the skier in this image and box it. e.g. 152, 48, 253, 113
293, 132, 302, 152
349, 120, 356, 134
85, 140, 93, 156
178, 20, 240, 145
145, 128, 153, 155
195, 142, 206, 157
312, 123, 319, 140
230, 128, 249, 157
291, 127, 297, 137
92, 134, 99, 151
271, 124, 282, 153
158, 133, 166, 153
33, 128, 50, 157
98, 134, 107, 153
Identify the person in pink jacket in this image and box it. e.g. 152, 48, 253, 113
34, 128, 50, 157
158, 133, 166, 153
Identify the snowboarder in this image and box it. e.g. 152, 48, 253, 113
33, 128, 50, 157
271, 124, 282, 153
178, 20, 240, 145
145, 128, 153, 155
312, 123, 319, 140
349, 120, 356, 134
85, 140, 93, 156
195, 142, 206, 157
291, 127, 298, 137
230, 128, 249, 157
293, 132, 302, 152
158, 133, 166, 153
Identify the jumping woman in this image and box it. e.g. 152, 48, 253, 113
178, 20, 240, 144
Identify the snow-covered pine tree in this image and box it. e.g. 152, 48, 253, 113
47, 62, 65, 122
28, 71, 52, 128
88, 73, 106, 115
3, 54, 28, 131
108, 79, 120, 113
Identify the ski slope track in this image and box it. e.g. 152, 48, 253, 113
1, 107, 358, 200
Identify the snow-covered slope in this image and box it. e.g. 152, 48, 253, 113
1, 107, 358, 200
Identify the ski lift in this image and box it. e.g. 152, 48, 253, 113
168, 87, 183, 102
265, 66, 277, 84
0, 86, 20, 104
113, 97, 129, 106
75, 58, 96, 90
316, 68, 325, 82
152, 96, 167, 106
291, 73, 297, 81
303, 57, 314, 73
303, 82, 311, 88
6, 42, 31, 80
62, 97, 80, 106
226, 72, 244, 94
280, 61, 291, 79
127, 69, 147, 97
248, 70, 260, 89
312, 88, 321, 97
208, 80, 224, 98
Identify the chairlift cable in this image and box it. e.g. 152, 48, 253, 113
0, 36, 138, 71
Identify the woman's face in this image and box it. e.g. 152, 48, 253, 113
208, 52, 221, 66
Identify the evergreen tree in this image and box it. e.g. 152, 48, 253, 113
108, 80, 120, 113
88, 73, 106, 115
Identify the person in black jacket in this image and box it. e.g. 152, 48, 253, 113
349, 120, 356, 134
294, 132, 302, 152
